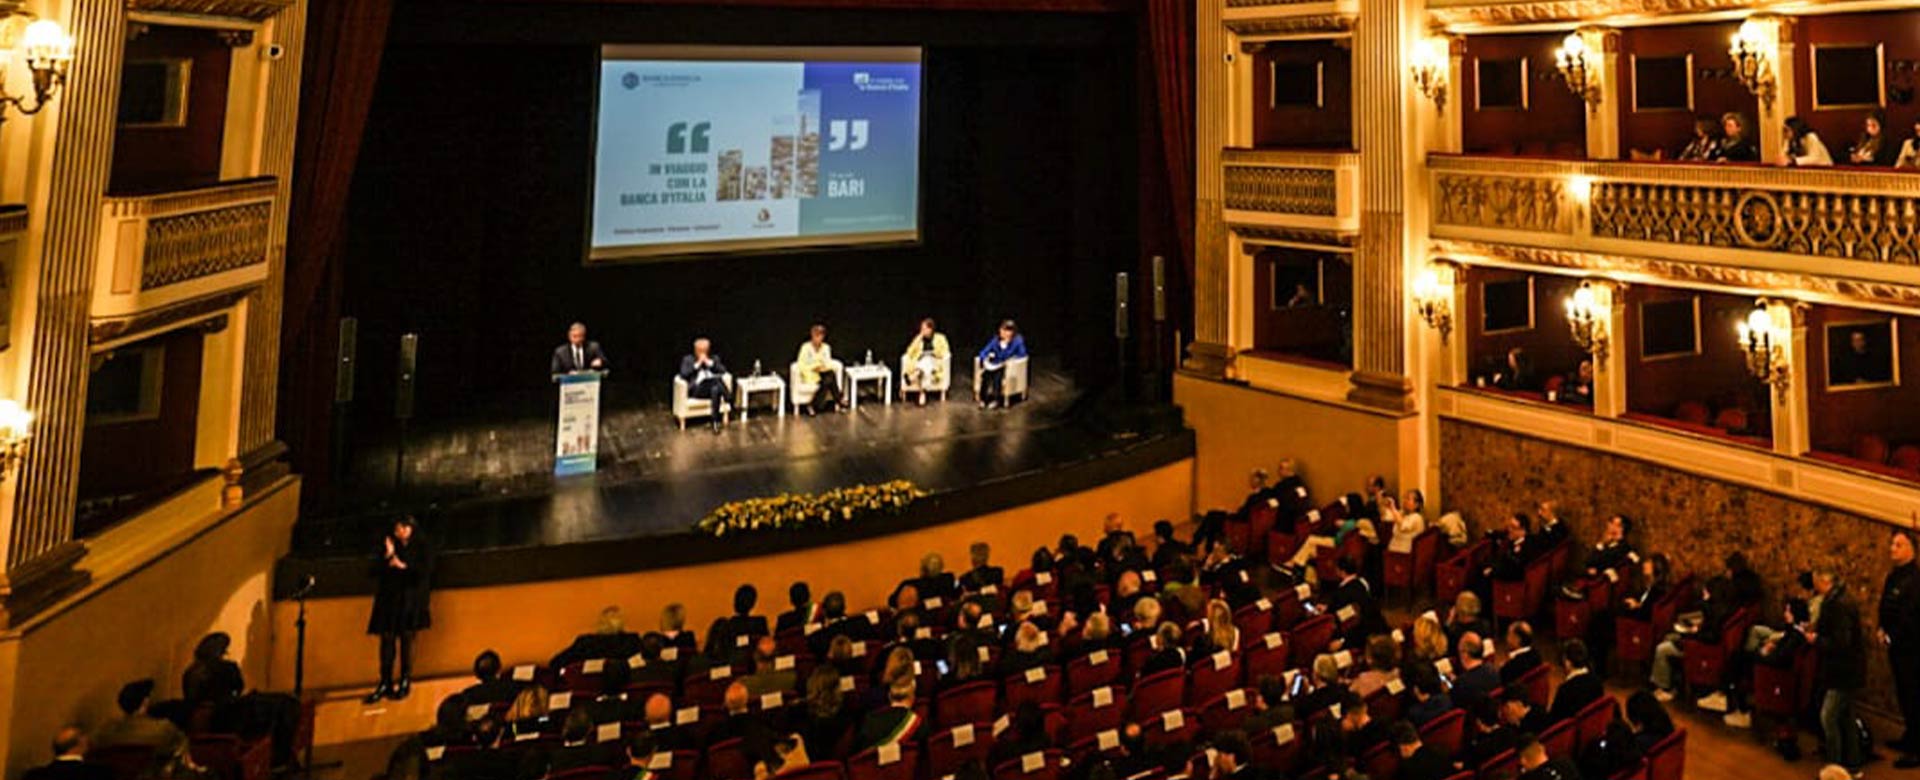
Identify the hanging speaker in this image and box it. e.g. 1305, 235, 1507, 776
1151, 255, 1167, 323
395, 333, 418, 420
335, 317, 358, 404
1115, 272, 1131, 340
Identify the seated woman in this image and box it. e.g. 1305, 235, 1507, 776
1783, 116, 1835, 167
902, 318, 950, 406
1676, 115, 1722, 161
1383, 490, 1428, 556
1492, 347, 1537, 392
976, 319, 1028, 409
1408, 611, 1450, 666
1849, 110, 1899, 167
1899, 116, 1920, 169
1560, 360, 1595, 406
1713, 112, 1760, 162
1193, 599, 1241, 657
1280, 492, 1379, 580
796, 324, 845, 415
183, 632, 300, 767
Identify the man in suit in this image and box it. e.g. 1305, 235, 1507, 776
550, 322, 607, 375
1501, 621, 1543, 686
1394, 720, 1454, 780
707, 682, 777, 762
93, 680, 196, 778
551, 606, 643, 670
1451, 631, 1501, 714
1326, 555, 1389, 647
775, 581, 819, 634
22, 728, 112, 780
1209, 731, 1269, 780
1501, 691, 1552, 738
639, 693, 695, 752
741, 636, 797, 698
1548, 639, 1604, 722
678, 337, 731, 432
1517, 734, 1584, 780
959, 542, 1004, 594
1484, 513, 1546, 584
856, 679, 923, 750
705, 584, 770, 662
460, 650, 523, 708
432, 717, 519, 780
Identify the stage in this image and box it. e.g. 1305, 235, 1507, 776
279, 371, 1192, 597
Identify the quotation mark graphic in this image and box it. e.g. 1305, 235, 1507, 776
667, 121, 711, 154
828, 119, 870, 151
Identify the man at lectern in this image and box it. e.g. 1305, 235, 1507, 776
551, 322, 607, 376
679, 337, 732, 432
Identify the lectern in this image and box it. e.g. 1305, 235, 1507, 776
554, 371, 604, 476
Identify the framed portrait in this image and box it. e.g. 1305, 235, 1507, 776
1639, 297, 1701, 361
117, 58, 193, 128
1475, 57, 1531, 111
1482, 276, 1535, 334
1824, 319, 1900, 391
1271, 60, 1325, 108
1630, 54, 1694, 112
1812, 44, 1886, 110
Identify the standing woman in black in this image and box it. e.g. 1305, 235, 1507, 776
1881, 530, 1920, 769
366, 515, 433, 703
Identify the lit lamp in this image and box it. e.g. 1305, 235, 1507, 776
0, 18, 73, 124
1411, 265, 1453, 344
1411, 37, 1451, 111
0, 398, 33, 480
1563, 281, 1609, 360
1729, 18, 1776, 107
1737, 302, 1790, 389
1553, 32, 1600, 106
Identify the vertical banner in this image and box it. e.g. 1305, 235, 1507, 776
555, 373, 602, 476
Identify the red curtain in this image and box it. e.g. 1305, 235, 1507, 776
1146, 0, 1194, 274
278, 0, 393, 494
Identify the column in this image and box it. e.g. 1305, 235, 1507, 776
1749, 15, 1796, 165
1346, 0, 1415, 412
1, 0, 127, 626
1775, 301, 1810, 457
1185, 0, 1231, 377
1592, 281, 1627, 418
237, 0, 306, 468
1581, 27, 1621, 160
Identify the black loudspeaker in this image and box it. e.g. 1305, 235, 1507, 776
1115, 272, 1131, 340
1151, 256, 1167, 323
335, 317, 358, 404
395, 333, 418, 420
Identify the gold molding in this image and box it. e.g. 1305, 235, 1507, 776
124, 0, 293, 22
1433, 173, 1574, 233
1432, 238, 1920, 311
1223, 148, 1360, 168
0, 205, 28, 237
1429, 155, 1920, 196
1427, 0, 1756, 27
1225, 164, 1339, 217
1233, 225, 1358, 248
104, 177, 277, 219
1224, 15, 1355, 36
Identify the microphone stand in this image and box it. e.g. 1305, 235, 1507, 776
287, 576, 340, 780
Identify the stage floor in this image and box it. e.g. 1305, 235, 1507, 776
290, 372, 1190, 571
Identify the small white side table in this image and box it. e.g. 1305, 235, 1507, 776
735, 374, 786, 421
844, 363, 893, 410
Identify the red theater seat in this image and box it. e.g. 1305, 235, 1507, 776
1003, 665, 1061, 710
1189, 649, 1240, 705
706, 738, 754, 780
1673, 400, 1711, 426
845, 745, 917, 780
927, 723, 995, 778
1129, 668, 1186, 720
1060, 687, 1127, 744
1289, 614, 1336, 669
1574, 697, 1617, 752
992, 750, 1067, 780
1855, 434, 1892, 464
1644, 730, 1686, 780
1419, 708, 1466, 758
1893, 444, 1920, 473
1682, 606, 1756, 690
1712, 407, 1748, 433
1065, 648, 1122, 699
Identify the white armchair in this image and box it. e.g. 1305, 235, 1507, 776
789, 360, 844, 411
672, 373, 735, 429
973, 355, 1029, 404
899, 352, 952, 401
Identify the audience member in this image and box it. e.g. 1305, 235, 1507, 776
1676, 114, 1722, 161
1383, 489, 1428, 556
1784, 116, 1834, 167
93, 679, 200, 779
1349, 634, 1401, 697
959, 542, 1004, 594
1716, 112, 1760, 162
1883, 530, 1920, 769
776, 582, 819, 633
1500, 621, 1541, 685
1849, 109, 1899, 166
855, 678, 921, 750
1450, 630, 1501, 713
550, 606, 642, 670
1404, 665, 1453, 727
1548, 639, 1603, 721
23, 728, 112, 780
1898, 116, 1920, 169
1816, 576, 1867, 773
1395, 719, 1452, 780
706, 585, 771, 661
1516, 732, 1583, 780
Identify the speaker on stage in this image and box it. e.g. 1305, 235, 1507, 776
1115, 272, 1131, 340
336, 317, 358, 404
1151, 256, 1167, 323
395, 333, 418, 421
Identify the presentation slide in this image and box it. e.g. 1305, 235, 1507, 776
589, 45, 923, 263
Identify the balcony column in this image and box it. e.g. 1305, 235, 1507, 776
1227, 34, 1253, 149
1748, 15, 1797, 165
1346, 0, 1416, 412
1776, 301, 1810, 457
1593, 282, 1627, 418
1581, 27, 1621, 161
236, 0, 307, 467
0, 0, 128, 627
1185, 0, 1232, 377
1432, 34, 1463, 154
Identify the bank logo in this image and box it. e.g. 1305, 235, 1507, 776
621, 72, 640, 90
828, 119, 869, 151
667, 121, 711, 154
757, 208, 771, 223
853, 72, 871, 86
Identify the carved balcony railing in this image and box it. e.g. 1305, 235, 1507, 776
93, 177, 277, 323
1427, 155, 1920, 304
1223, 149, 1360, 238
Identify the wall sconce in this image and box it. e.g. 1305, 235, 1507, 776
0, 398, 33, 480
1411, 265, 1454, 344
1563, 281, 1610, 360
1729, 18, 1777, 107
1411, 37, 1450, 111
1553, 32, 1601, 106
1737, 301, 1790, 390
0, 19, 74, 124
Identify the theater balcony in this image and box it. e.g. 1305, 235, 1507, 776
1224, 149, 1359, 235
1427, 155, 1920, 291
91, 177, 276, 323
